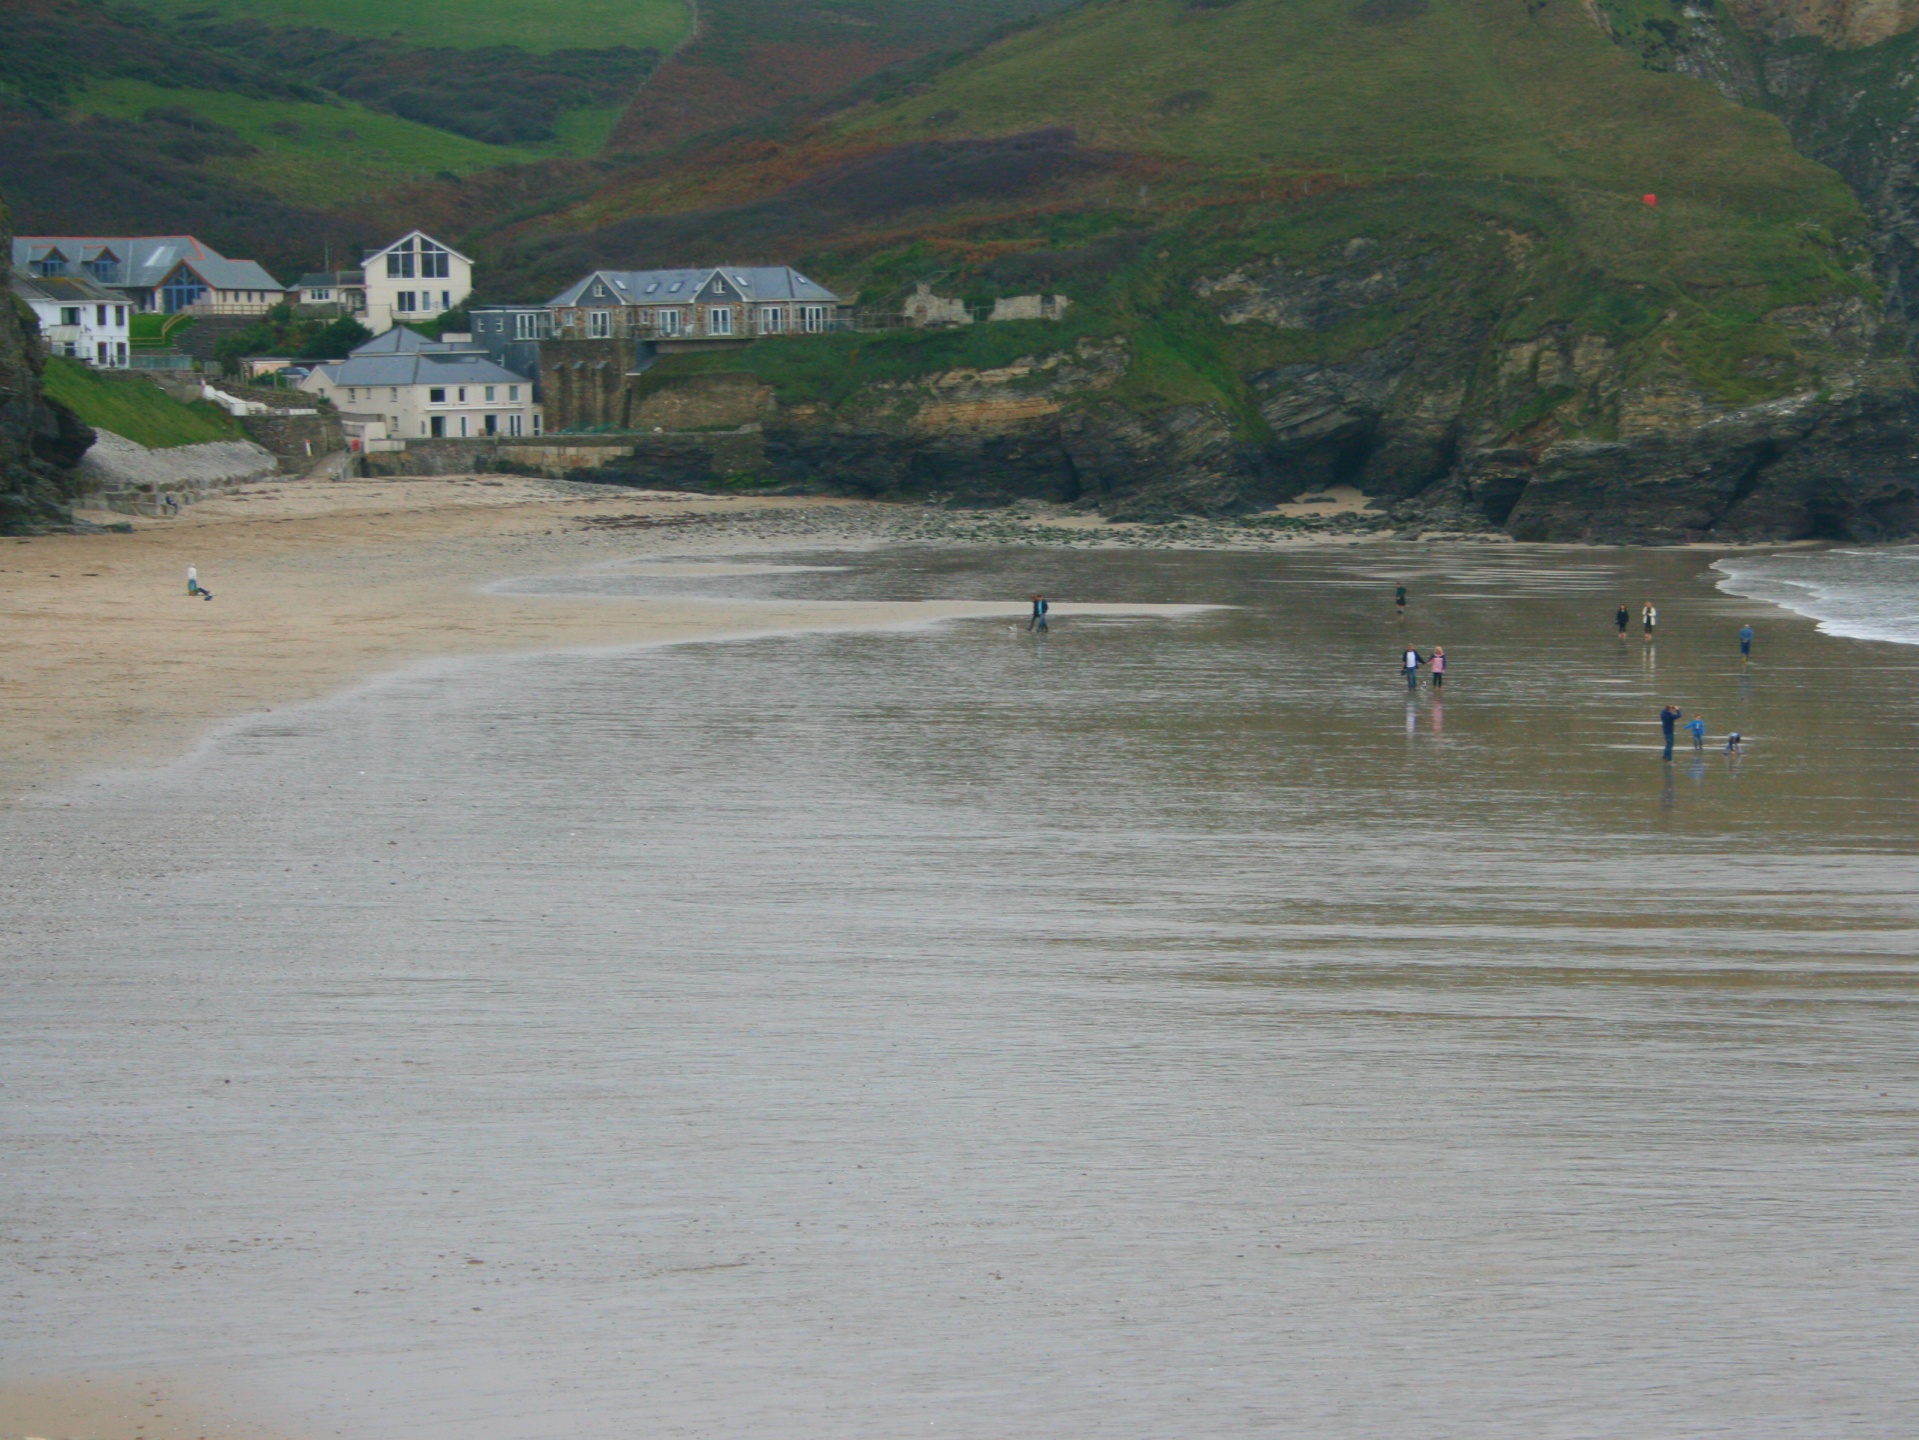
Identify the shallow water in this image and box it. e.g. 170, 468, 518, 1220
5, 544, 1918, 1437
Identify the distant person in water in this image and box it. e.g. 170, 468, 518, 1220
1616, 603, 1630, 638
1028, 594, 1048, 632
1642, 601, 1658, 641
1403, 645, 1424, 691
1687, 715, 1706, 751
1739, 623, 1754, 658
1395, 584, 1407, 614
1660, 703, 1682, 760
1429, 647, 1446, 689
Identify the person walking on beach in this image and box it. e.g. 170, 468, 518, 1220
1616, 603, 1630, 639
1028, 594, 1048, 632
1642, 601, 1658, 641
1403, 645, 1424, 692
1660, 703, 1682, 760
1687, 715, 1706, 751
1739, 623, 1754, 658
1395, 584, 1408, 616
1430, 646, 1447, 689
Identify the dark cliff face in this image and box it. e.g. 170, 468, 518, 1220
1, 197, 94, 533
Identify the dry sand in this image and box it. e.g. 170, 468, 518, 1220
1, 475, 1200, 808
0, 1377, 291, 1440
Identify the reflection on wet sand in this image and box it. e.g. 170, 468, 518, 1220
3, 544, 1916, 1438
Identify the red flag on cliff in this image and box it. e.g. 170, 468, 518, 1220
1643, 193, 1658, 207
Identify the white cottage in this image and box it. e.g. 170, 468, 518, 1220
11, 268, 131, 367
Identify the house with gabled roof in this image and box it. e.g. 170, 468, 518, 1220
298, 328, 539, 440
360, 231, 472, 335
11, 235, 285, 314
545, 266, 846, 347
11, 268, 131, 368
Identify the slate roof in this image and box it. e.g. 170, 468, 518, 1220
297, 270, 365, 288
308, 350, 527, 389
364, 230, 472, 265
546, 266, 841, 308
349, 327, 476, 356
11, 236, 284, 292
10, 268, 126, 305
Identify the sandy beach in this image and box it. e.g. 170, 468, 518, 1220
2, 476, 1231, 808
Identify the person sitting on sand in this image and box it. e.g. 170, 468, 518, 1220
187, 565, 213, 602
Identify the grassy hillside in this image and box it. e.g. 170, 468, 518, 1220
72, 80, 544, 206
609, 0, 1086, 153
131, 0, 692, 53
486, 0, 1879, 458
41, 359, 245, 449
845, 0, 1848, 211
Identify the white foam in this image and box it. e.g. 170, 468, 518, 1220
1713, 547, 1919, 647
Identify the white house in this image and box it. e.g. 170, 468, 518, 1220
299, 327, 539, 440
359, 232, 472, 335
11, 268, 131, 367
11, 235, 285, 314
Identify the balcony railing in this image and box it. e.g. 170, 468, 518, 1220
550, 314, 858, 341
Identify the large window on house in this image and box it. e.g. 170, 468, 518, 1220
801, 305, 828, 333
387, 237, 416, 279
514, 313, 541, 340
162, 273, 206, 313
588, 310, 611, 338
420, 241, 449, 279
60, 307, 81, 327
397, 292, 418, 313
85, 256, 118, 282
709, 307, 733, 336
429, 387, 447, 404
759, 307, 783, 334
658, 309, 681, 336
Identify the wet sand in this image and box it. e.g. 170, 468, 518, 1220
7, 509, 1918, 1436
3, 477, 1205, 807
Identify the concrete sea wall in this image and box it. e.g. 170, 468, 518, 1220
76, 430, 282, 515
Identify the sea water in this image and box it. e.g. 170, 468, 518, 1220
1716, 545, 1919, 647
4, 544, 1918, 1437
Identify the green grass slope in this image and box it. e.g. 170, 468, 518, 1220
789, 0, 1866, 416
846, 0, 1851, 218
131, 0, 691, 53
72, 80, 544, 205
42, 359, 244, 449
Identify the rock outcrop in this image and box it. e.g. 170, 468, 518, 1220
0, 193, 94, 533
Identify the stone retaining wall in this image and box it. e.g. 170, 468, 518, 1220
75, 429, 281, 515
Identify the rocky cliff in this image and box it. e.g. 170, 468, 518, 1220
0, 195, 94, 533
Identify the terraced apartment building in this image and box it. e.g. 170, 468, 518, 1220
545, 266, 847, 347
